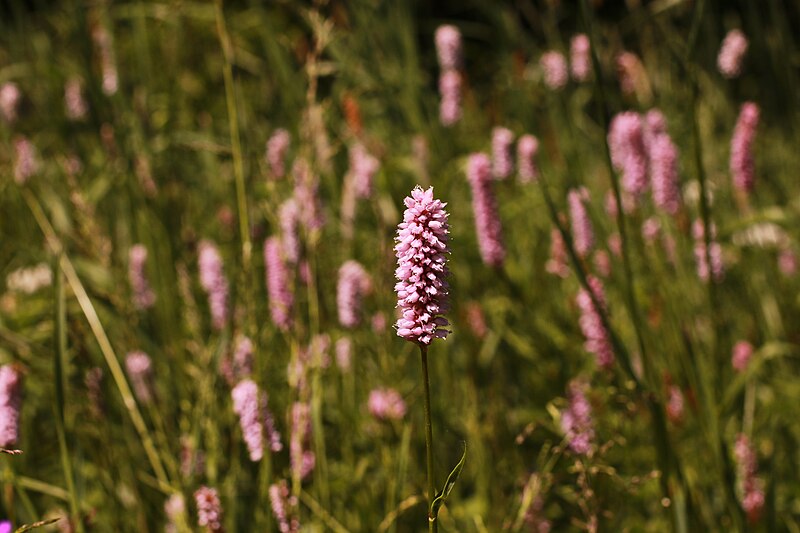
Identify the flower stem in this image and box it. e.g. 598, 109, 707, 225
419, 344, 437, 533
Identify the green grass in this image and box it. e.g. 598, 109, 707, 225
1, 0, 800, 531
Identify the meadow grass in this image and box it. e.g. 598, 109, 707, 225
1, 1, 800, 531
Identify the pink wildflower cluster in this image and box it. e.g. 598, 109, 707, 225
731, 341, 754, 372
734, 434, 765, 523
337, 260, 371, 328
517, 134, 540, 183
349, 143, 380, 199
198, 241, 229, 330
609, 112, 648, 199
265, 237, 294, 332
467, 154, 505, 268
540, 51, 568, 90
0, 365, 22, 447
730, 102, 759, 194
435, 25, 463, 126
266, 128, 291, 179
14, 137, 39, 185
335, 337, 352, 371
92, 25, 118, 96
570, 34, 591, 82
645, 110, 682, 215
568, 187, 595, 258
394, 186, 451, 345
491, 127, 514, 179
292, 160, 325, 232
692, 220, 724, 283
717, 30, 748, 79
128, 244, 156, 310
0, 83, 20, 123
232, 379, 283, 462
576, 276, 614, 369
560, 381, 595, 455
368, 388, 407, 421
269, 480, 300, 533
64, 78, 88, 121
616, 51, 644, 96
290, 402, 315, 481
546, 228, 570, 278
125, 351, 154, 404
194, 486, 223, 532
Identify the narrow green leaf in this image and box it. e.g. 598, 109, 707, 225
430, 441, 466, 518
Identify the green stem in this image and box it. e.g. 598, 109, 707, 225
419, 345, 437, 533
214, 0, 251, 272
54, 259, 85, 533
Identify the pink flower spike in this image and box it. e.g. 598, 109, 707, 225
129, 244, 156, 310
264, 237, 293, 332
540, 51, 568, 90
0, 366, 22, 448
732, 341, 754, 372
394, 186, 451, 345
439, 70, 462, 127
194, 486, 223, 532
730, 102, 759, 195
517, 134, 539, 184
608, 112, 648, 200
718, 30, 748, 79
368, 388, 407, 421
337, 260, 371, 328
570, 34, 591, 82
491, 127, 514, 179
266, 128, 291, 179
576, 276, 614, 368
466, 154, 505, 268
560, 381, 595, 455
198, 241, 229, 330
435, 25, 462, 71
568, 187, 595, 259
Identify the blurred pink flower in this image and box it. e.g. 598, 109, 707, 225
125, 351, 153, 404
540, 51, 568, 90
439, 70, 462, 126
609, 112, 648, 200
198, 241, 229, 330
194, 486, 223, 532
692, 220, 724, 283
0, 82, 21, 123
129, 244, 156, 310
570, 34, 591, 82
731, 341, 754, 372
266, 129, 291, 179
491, 127, 514, 179
576, 276, 614, 369
517, 134, 539, 183
730, 102, 759, 194
717, 30, 748, 79
368, 388, 407, 421
435, 25, 462, 70
568, 187, 594, 258
264, 237, 293, 332
561, 381, 595, 455
337, 260, 371, 328
467, 154, 505, 268
0, 365, 22, 448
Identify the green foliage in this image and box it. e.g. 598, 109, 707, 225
1, 0, 800, 531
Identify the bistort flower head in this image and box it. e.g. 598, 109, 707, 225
467, 153, 506, 267
394, 186, 451, 345
718, 29, 748, 79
